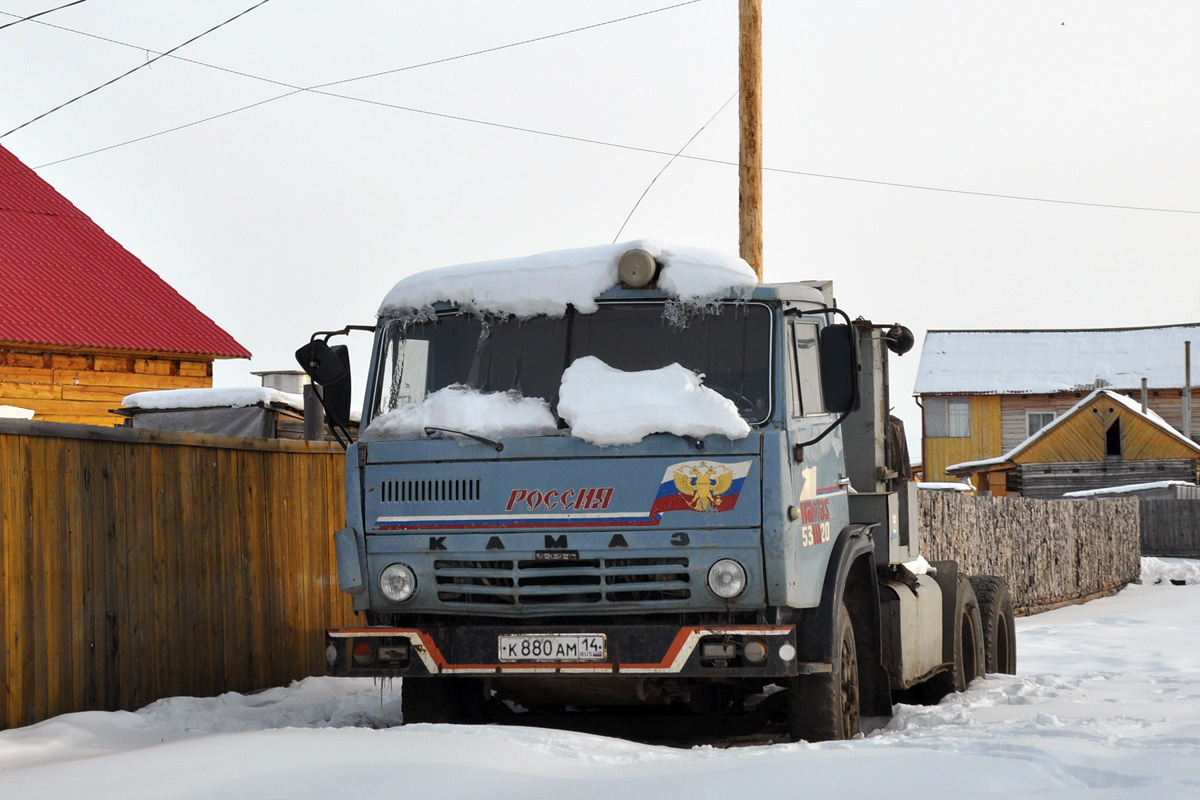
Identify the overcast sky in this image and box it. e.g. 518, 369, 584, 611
3, 1, 1198, 447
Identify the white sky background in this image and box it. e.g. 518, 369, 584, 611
3, 1, 1199, 450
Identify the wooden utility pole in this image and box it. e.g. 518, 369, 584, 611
739, 0, 764, 282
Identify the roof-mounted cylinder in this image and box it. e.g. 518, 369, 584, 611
617, 248, 658, 288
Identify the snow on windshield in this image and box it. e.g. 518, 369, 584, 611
362, 358, 753, 447
558, 356, 750, 446
123, 387, 305, 413
361, 385, 558, 443
378, 239, 757, 318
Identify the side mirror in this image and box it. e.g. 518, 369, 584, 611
296, 340, 348, 386
819, 324, 859, 414
295, 340, 352, 428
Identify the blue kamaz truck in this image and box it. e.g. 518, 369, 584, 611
301, 244, 1015, 741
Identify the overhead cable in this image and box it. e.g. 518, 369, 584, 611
0, 0, 90, 32
613, 90, 739, 242
1, 3, 1196, 215
0, 0, 705, 93
15, 91, 1200, 216
0, 0, 274, 139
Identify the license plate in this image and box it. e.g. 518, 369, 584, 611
498, 634, 607, 662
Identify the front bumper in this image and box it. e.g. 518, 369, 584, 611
326, 624, 831, 679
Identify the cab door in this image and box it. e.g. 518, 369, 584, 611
783, 319, 843, 557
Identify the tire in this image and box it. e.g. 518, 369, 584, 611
401, 677, 487, 724
949, 574, 986, 692
970, 575, 1017, 674
788, 601, 861, 741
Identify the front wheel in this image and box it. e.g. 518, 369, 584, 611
787, 601, 860, 741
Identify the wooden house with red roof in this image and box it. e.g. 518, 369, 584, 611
0, 144, 249, 426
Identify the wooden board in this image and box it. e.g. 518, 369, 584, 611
0, 426, 352, 730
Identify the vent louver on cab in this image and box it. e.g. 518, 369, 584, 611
381, 478, 481, 504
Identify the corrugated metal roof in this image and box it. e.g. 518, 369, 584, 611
914, 324, 1200, 395
0, 145, 250, 359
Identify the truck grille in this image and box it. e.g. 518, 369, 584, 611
381, 478, 480, 504
433, 557, 691, 606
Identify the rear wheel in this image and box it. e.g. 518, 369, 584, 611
970, 575, 1017, 674
401, 677, 488, 724
788, 601, 860, 741
947, 574, 986, 692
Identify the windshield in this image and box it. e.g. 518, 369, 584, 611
371, 302, 773, 425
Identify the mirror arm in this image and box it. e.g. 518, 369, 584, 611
309, 386, 351, 449
308, 324, 376, 342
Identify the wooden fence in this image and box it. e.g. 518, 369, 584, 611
0, 419, 354, 731
918, 492, 1142, 614
1141, 499, 1200, 558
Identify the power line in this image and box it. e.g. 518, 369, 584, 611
3, 0, 711, 167
0, 1, 705, 97
614, 90, 739, 242
0, 0, 275, 139
0, 0, 90, 32
2, 5, 1196, 215
17, 89, 1200, 217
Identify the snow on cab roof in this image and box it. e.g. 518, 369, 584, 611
378, 240, 758, 318
915, 323, 1200, 395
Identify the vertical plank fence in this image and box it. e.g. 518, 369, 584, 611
1, 419, 354, 731
1141, 499, 1200, 557
919, 492, 1142, 614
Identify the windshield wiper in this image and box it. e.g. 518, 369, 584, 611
424, 426, 504, 452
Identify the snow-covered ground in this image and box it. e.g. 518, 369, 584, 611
2, 558, 1198, 799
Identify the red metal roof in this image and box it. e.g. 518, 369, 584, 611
0, 145, 251, 359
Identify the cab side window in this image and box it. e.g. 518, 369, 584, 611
790, 321, 825, 416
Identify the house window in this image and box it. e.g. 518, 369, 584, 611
925, 397, 971, 438
1027, 411, 1056, 438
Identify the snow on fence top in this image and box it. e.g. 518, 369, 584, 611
0, 404, 34, 420
123, 387, 305, 413
378, 240, 758, 318
1063, 480, 1197, 498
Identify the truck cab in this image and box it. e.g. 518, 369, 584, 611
309, 243, 1013, 741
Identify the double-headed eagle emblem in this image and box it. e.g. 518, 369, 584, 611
673, 461, 735, 512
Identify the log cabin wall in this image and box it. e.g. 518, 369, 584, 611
0, 345, 213, 426
0, 420, 353, 731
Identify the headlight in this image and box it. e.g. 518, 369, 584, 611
707, 559, 747, 599
379, 563, 417, 602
